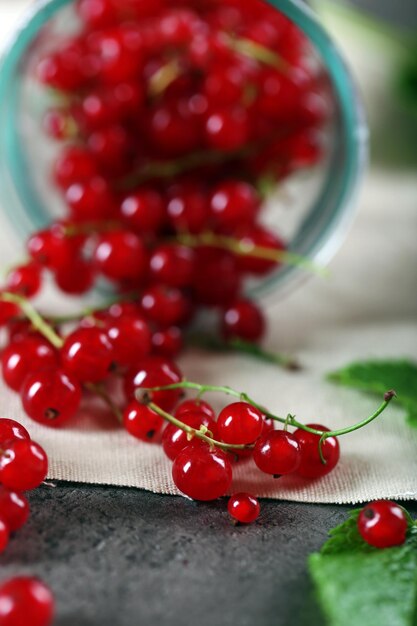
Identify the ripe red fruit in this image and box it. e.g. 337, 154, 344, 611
192, 248, 241, 306
123, 402, 164, 442
5, 263, 43, 298
1, 337, 58, 392
120, 188, 165, 235
175, 399, 215, 421
221, 299, 265, 343
0, 488, 30, 531
125, 357, 182, 411
166, 185, 210, 234
0, 576, 54, 626
162, 411, 218, 461
235, 225, 286, 275
294, 424, 340, 479
210, 181, 260, 231
0, 419, 30, 445
53, 146, 98, 189
172, 444, 232, 501
0, 440, 48, 491
217, 402, 264, 445
0, 300, 20, 328
106, 315, 152, 367
149, 245, 195, 289
228, 493, 260, 524
151, 327, 183, 358
61, 328, 113, 383
205, 106, 249, 151
65, 176, 115, 222
357, 500, 408, 549
253, 430, 301, 476
21, 368, 82, 427
93, 231, 147, 284
0, 517, 9, 553
141, 285, 191, 327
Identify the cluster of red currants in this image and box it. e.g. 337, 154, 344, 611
0, 419, 53, 626
0, 0, 330, 354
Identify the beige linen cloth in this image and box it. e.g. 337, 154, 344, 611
0, 2, 416, 503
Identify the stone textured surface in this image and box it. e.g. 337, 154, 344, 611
2, 484, 416, 626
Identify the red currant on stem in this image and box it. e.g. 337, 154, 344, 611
5, 263, 43, 298
93, 231, 147, 284
0, 576, 54, 626
217, 402, 264, 445
228, 493, 260, 524
1, 337, 58, 392
175, 399, 215, 421
125, 356, 183, 412
172, 443, 233, 501
162, 411, 218, 461
0, 419, 30, 445
151, 327, 183, 358
294, 424, 340, 479
61, 327, 114, 384
358, 500, 408, 549
253, 430, 301, 476
123, 402, 164, 442
106, 315, 152, 368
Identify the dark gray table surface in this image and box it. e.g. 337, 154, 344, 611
3, 484, 417, 626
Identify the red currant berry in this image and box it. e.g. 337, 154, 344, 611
123, 402, 164, 442
162, 411, 218, 461
54, 257, 96, 295
90, 26, 144, 85
0, 517, 9, 553
141, 285, 191, 327
205, 106, 249, 152
228, 493, 260, 524
0, 419, 30, 445
0, 576, 54, 626
106, 315, 151, 368
217, 402, 263, 445
192, 248, 241, 306
120, 188, 165, 235
61, 328, 113, 383
53, 146, 98, 189
203, 64, 245, 107
125, 357, 182, 411
5, 263, 43, 298
172, 444, 232, 501
175, 399, 215, 421
149, 245, 195, 289
2, 337, 58, 392
65, 176, 115, 222
357, 500, 408, 549
253, 430, 301, 476
0, 300, 20, 328
76, 0, 117, 29
93, 231, 147, 284
166, 184, 210, 234
294, 424, 340, 479
21, 368, 82, 427
0, 488, 30, 531
0, 440, 48, 491
210, 181, 260, 231
151, 327, 183, 358
221, 299, 265, 343
147, 102, 200, 157
235, 225, 286, 275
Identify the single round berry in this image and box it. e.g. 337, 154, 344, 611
253, 430, 301, 476
175, 399, 215, 421
217, 402, 263, 445
294, 424, 340, 479
61, 328, 113, 383
0, 517, 9, 553
221, 299, 265, 343
149, 245, 195, 289
120, 188, 165, 235
192, 248, 241, 307
5, 263, 43, 298
0, 576, 54, 626
125, 357, 183, 411
228, 493, 260, 524
0, 300, 20, 328
0, 440, 48, 491
65, 176, 115, 222
204, 106, 249, 152
166, 184, 210, 234
0, 419, 30, 446
53, 146, 98, 189
151, 327, 183, 358
162, 411, 218, 461
123, 402, 164, 442
106, 315, 152, 368
93, 231, 147, 284
357, 500, 408, 549
0, 487, 30, 531
210, 180, 260, 231
141, 286, 191, 327
235, 226, 286, 275
2, 337, 58, 392
172, 444, 232, 501
54, 257, 95, 295
21, 368, 82, 427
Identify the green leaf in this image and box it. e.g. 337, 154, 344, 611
327, 359, 417, 427
309, 508, 417, 626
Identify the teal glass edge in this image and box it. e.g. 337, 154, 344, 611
0, 0, 367, 297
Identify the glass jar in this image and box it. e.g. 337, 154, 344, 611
0, 0, 367, 299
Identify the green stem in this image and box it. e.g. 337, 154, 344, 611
225, 35, 289, 70
175, 232, 328, 277
188, 334, 301, 370
147, 401, 250, 453
143, 381, 396, 463
62, 220, 124, 237
0, 292, 64, 349
148, 59, 182, 96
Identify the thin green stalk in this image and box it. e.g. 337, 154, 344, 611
147, 401, 250, 453
143, 381, 396, 464
175, 231, 328, 277
0, 292, 64, 349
